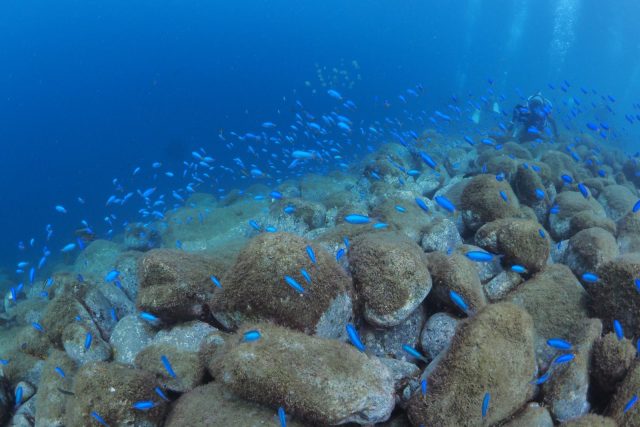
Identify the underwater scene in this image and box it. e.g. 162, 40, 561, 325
2, 0, 640, 426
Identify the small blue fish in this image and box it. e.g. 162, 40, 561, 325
91, 411, 109, 426
402, 344, 427, 362
415, 198, 429, 213
161, 355, 177, 378
132, 400, 155, 411
538, 229, 546, 238
465, 251, 493, 262
346, 324, 365, 352
10, 287, 17, 303
531, 371, 550, 385
154, 387, 170, 402
305, 245, 316, 264
84, 332, 92, 350
510, 265, 526, 274
561, 174, 573, 184
395, 205, 406, 213
210, 276, 222, 288
534, 188, 545, 200
54, 366, 66, 378
32, 322, 44, 332
104, 270, 119, 282
633, 200, 640, 213
499, 191, 508, 202
635, 278, 640, 293
614, 320, 624, 340
248, 219, 261, 231
0, 359, 8, 365
449, 289, 469, 314
283, 205, 295, 214
553, 353, 575, 365
549, 205, 560, 215
373, 222, 388, 229
243, 330, 261, 342
283, 275, 305, 293
278, 407, 287, 427
336, 248, 345, 260
547, 338, 572, 350
421, 378, 427, 396
577, 183, 590, 199
624, 394, 638, 413
434, 196, 456, 213
300, 268, 311, 284
344, 214, 370, 224
139, 312, 160, 324
15, 385, 23, 408
581, 272, 599, 283
482, 392, 490, 419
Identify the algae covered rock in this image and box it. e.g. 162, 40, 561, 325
426, 251, 487, 314
124, 222, 161, 251
165, 381, 306, 427
588, 253, 640, 338
109, 314, 156, 365
565, 227, 620, 278
35, 350, 77, 427
592, 331, 636, 393
137, 249, 226, 323
562, 414, 617, 427
65, 361, 167, 427
617, 211, 640, 253
420, 217, 463, 253
502, 402, 553, 427
348, 231, 431, 327
460, 174, 521, 232
549, 191, 606, 240
597, 184, 637, 221
407, 303, 536, 427
212, 232, 353, 338
419, 312, 459, 362
359, 306, 426, 361
475, 218, 550, 273
210, 323, 396, 425
609, 362, 640, 426
569, 210, 617, 236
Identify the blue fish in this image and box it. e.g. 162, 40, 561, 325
577, 183, 590, 199
547, 338, 572, 350
210, 276, 222, 288
84, 332, 92, 350
402, 344, 427, 361
635, 278, 640, 293
161, 355, 177, 378
553, 353, 575, 365
346, 324, 366, 352
449, 289, 469, 314
465, 251, 494, 262
482, 392, 490, 418
104, 270, 119, 282
248, 219, 261, 231
434, 196, 455, 213
32, 322, 44, 332
624, 394, 638, 414
395, 205, 406, 213
283, 275, 305, 293
140, 312, 160, 324
29, 267, 35, 284
415, 198, 429, 213
344, 214, 370, 224
278, 407, 287, 427
243, 330, 261, 342
614, 319, 624, 340
305, 245, 316, 264
284, 205, 295, 214
15, 385, 23, 408
91, 411, 109, 426
549, 205, 560, 215
538, 229, 546, 238
633, 200, 640, 213
10, 287, 17, 304
336, 248, 345, 260
154, 387, 170, 402
510, 265, 527, 274
421, 378, 427, 396
581, 272, 599, 283
132, 400, 155, 411
499, 191, 508, 202
535, 189, 545, 200
531, 371, 550, 385
561, 174, 573, 184
55, 366, 66, 378
373, 222, 388, 229
300, 268, 311, 284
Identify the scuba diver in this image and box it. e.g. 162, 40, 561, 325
508, 92, 559, 142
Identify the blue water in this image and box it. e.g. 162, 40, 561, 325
1, 0, 639, 274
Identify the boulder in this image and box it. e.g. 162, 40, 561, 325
564, 227, 620, 278
460, 174, 522, 232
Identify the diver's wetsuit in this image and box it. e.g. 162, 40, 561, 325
509, 97, 559, 143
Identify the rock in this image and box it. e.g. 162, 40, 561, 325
569, 210, 617, 236
475, 218, 550, 273
40, 290, 92, 349
370, 197, 435, 243
565, 227, 620, 278
210, 323, 396, 425
62, 322, 111, 365
426, 251, 487, 314
420, 218, 463, 252
269, 198, 327, 230
0, 347, 44, 386
15, 381, 35, 404
348, 232, 431, 327
65, 362, 168, 427
597, 184, 637, 221
124, 223, 161, 251
549, 191, 606, 240
502, 403, 553, 427
72, 240, 123, 284
379, 358, 421, 407
137, 249, 226, 324
0, 377, 12, 426
109, 315, 156, 365
34, 350, 76, 427
506, 264, 590, 369
483, 271, 524, 302
561, 415, 617, 427
460, 174, 522, 232
617, 211, 640, 254
360, 306, 426, 361
407, 303, 536, 427
588, 253, 640, 338
609, 362, 640, 425
542, 318, 601, 422
458, 244, 505, 283
165, 381, 306, 427
419, 312, 459, 361
592, 332, 636, 394
113, 251, 143, 301
212, 232, 353, 339
134, 321, 221, 392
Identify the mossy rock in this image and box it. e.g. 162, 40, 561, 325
617, 211, 640, 253
460, 174, 522, 232
597, 184, 637, 221
40, 290, 91, 348
426, 251, 486, 314
407, 303, 536, 427
137, 249, 227, 323
211, 232, 353, 339
269, 197, 326, 229
65, 361, 167, 426
549, 191, 606, 240
209, 323, 395, 425
588, 253, 640, 338
609, 362, 640, 426
35, 350, 77, 426
592, 332, 636, 394
570, 211, 617, 236
561, 414, 617, 427
513, 164, 549, 206
348, 231, 431, 327
502, 403, 553, 427
370, 197, 436, 244
475, 218, 550, 273
565, 227, 620, 278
